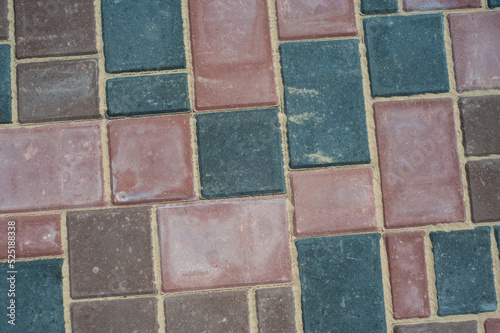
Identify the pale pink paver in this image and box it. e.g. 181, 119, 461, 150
0, 122, 105, 213
485, 318, 500, 333
289, 167, 377, 237
403, 0, 481, 11
385, 231, 430, 319
157, 196, 292, 292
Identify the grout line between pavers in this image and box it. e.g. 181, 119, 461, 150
150, 206, 166, 333
424, 231, 438, 319
7, 0, 17, 125
248, 289, 258, 333
60, 212, 72, 332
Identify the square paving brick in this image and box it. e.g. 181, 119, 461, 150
279, 39, 370, 168
361, 0, 398, 14
485, 318, 500, 333
157, 197, 292, 292
0, 122, 105, 214
108, 115, 195, 205
17, 59, 100, 123
430, 227, 497, 316
467, 159, 500, 223
67, 207, 156, 299
490, 0, 500, 8
189, 0, 277, 110
296, 234, 386, 332
256, 287, 296, 333
394, 321, 478, 333
403, 0, 481, 11
165, 291, 249, 333
0, 259, 64, 332
0, 215, 62, 259
106, 74, 190, 117
0, 0, 8, 40
459, 96, 500, 157
448, 12, 500, 92
0, 44, 10, 123
289, 167, 377, 237
374, 98, 465, 228
364, 15, 449, 97
275, 0, 357, 40
196, 108, 286, 199
384, 231, 430, 319
71, 297, 158, 333
14, 0, 96, 58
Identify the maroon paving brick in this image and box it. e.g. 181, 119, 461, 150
403, 0, 481, 11
157, 196, 292, 292
17, 59, 100, 123
448, 12, 500, 92
485, 318, 500, 333
394, 321, 478, 333
374, 98, 465, 228
189, 0, 278, 111
275, 0, 357, 40
467, 159, 500, 223
108, 115, 195, 205
256, 287, 296, 333
289, 167, 377, 237
0, 0, 8, 40
385, 231, 430, 319
0, 122, 105, 214
0, 215, 62, 259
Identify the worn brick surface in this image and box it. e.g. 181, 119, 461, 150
108, 115, 195, 205
290, 167, 376, 237
296, 234, 386, 332
374, 98, 465, 228
17, 59, 100, 123
157, 197, 292, 292
0, 0, 8, 40
361, 0, 398, 14
189, 0, 277, 110
0, 122, 104, 214
394, 321, 478, 333
403, 0, 481, 11
490, 0, 500, 8
0, 44, 10, 124
448, 12, 500, 92
275, 0, 357, 40
485, 318, 500, 332
467, 159, 500, 223
256, 287, 296, 333
67, 207, 156, 299
385, 232, 430, 319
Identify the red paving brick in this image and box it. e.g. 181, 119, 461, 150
403, 0, 481, 11
485, 318, 500, 333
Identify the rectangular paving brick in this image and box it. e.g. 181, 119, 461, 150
0, 122, 105, 214
189, 0, 277, 110
0, 44, 10, 123
361, 0, 398, 14
467, 159, 500, 223
374, 98, 465, 228
279, 39, 370, 168
394, 321, 478, 333
157, 197, 292, 292
403, 0, 481, 11
448, 12, 500, 92
384, 231, 430, 319
17, 59, 100, 123
290, 167, 377, 237
256, 287, 296, 333
296, 234, 386, 332
0, 215, 62, 259
431, 227, 497, 316
108, 115, 195, 205
275, 0, 357, 40
485, 318, 500, 333
106, 74, 190, 117
67, 207, 156, 299
490, 0, 500, 8
0, 0, 8, 40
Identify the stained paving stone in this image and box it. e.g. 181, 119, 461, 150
14, 0, 96, 59
374, 98, 465, 228
67, 207, 156, 299
275, 0, 357, 40
289, 167, 377, 237
256, 287, 296, 333
106, 74, 190, 117
0, 215, 62, 259
0, 0, 8, 40
189, 0, 277, 111
157, 197, 292, 292
296, 234, 386, 332
467, 159, 500, 223
196, 108, 286, 199
108, 115, 195, 205
448, 12, 500, 92
0, 122, 105, 214
430, 227, 497, 316
490, 0, 500, 8
394, 321, 478, 333
403, 0, 481, 11
279, 39, 370, 168
0, 43, 10, 124
364, 14, 449, 97
165, 291, 249, 333
17, 59, 100, 123
361, 0, 398, 14
71, 297, 158, 333
0, 259, 64, 332
485, 318, 500, 332
384, 231, 430, 319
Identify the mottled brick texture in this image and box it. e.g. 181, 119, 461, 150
0, 0, 8, 40
0, 44, 11, 124
467, 159, 500, 223
403, 0, 481, 11
394, 321, 478, 333
256, 287, 296, 333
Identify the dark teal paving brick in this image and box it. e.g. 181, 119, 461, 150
431, 227, 497, 316
196, 108, 286, 199
489, 0, 500, 8
361, 0, 398, 14
364, 15, 449, 97
0, 44, 11, 123
101, 0, 185, 73
0, 259, 64, 332
279, 39, 370, 169
296, 234, 386, 332
106, 73, 190, 117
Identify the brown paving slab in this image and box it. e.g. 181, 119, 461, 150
485, 318, 500, 333
0, 0, 8, 40
394, 321, 478, 333
467, 159, 500, 223
256, 287, 296, 333
403, 0, 481, 11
